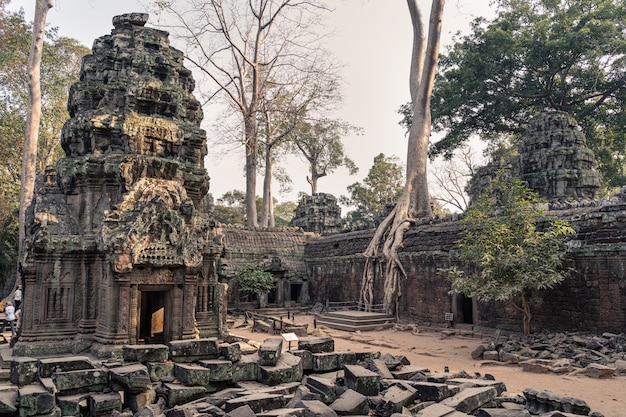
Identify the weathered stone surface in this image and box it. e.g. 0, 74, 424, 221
199, 359, 233, 382
258, 352, 303, 386
0, 387, 18, 414
125, 389, 156, 412
18, 384, 55, 417
312, 352, 339, 372
38, 356, 95, 378
413, 381, 455, 402
416, 403, 470, 417
168, 338, 220, 363
344, 364, 379, 396
174, 363, 212, 387
56, 393, 89, 416
392, 365, 429, 380
123, 345, 169, 363
475, 409, 531, 417
369, 358, 395, 379
293, 193, 344, 235
88, 392, 122, 417
329, 389, 368, 415
51, 368, 108, 395
305, 375, 337, 404
297, 337, 335, 353
225, 404, 256, 417
440, 387, 498, 414
291, 349, 313, 371
259, 338, 283, 366
335, 351, 357, 368
224, 393, 286, 413
584, 363, 614, 378
147, 361, 175, 382
157, 383, 207, 408
379, 383, 418, 414
232, 354, 259, 382
109, 363, 152, 393
219, 343, 242, 362
10, 357, 39, 386
447, 378, 507, 396
261, 408, 307, 417
299, 399, 338, 417
521, 359, 552, 373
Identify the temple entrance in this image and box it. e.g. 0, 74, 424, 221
139, 290, 167, 343
290, 283, 302, 303
456, 294, 474, 324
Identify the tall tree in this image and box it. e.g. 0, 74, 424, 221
153, 0, 333, 228
18, 0, 53, 280
422, 0, 626, 191
443, 172, 575, 336
360, 0, 445, 315
292, 119, 359, 195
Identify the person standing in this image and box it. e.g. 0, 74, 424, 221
1, 301, 16, 337
13, 286, 22, 310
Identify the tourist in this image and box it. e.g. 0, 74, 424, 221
13, 285, 22, 310
1, 301, 16, 337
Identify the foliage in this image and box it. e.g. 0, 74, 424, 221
274, 201, 297, 226
232, 264, 275, 298
400, 0, 626, 191
442, 172, 576, 335
213, 190, 295, 226
341, 153, 403, 228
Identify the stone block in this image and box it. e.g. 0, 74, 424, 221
51, 368, 108, 395
521, 359, 551, 373
18, 384, 55, 417
158, 382, 207, 408
344, 364, 379, 396
198, 359, 233, 382
225, 404, 256, 417
305, 375, 337, 404
147, 361, 174, 382
259, 338, 283, 366
220, 343, 242, 362
224, 393, 286, 413
125, 389, 156, 412
447, 378, 507, 396
38, 356, 95, 378
329, 389, 368, 415
122, 344, 168, 363
10, 357, 39, 386
109, 363, 151, 393
379, 383, 418, 414
300, 399, 338, 417
261, 408, 306, 416
298, 337, 334, 353
417, 403, 469, 417
168, 338, 220, 362
232, 354, 259, 382
585, 363, 614, 378
391, 365, 429, 380
335, 351, 357, 368
474, 409, 531, 417
0, 387, 18, 415
291, 349, 313, 370
312, 352, 339, 372
88, 392, 122, 417
165, 405, 195, 417
371, 358, 394, 379
440, 386, 498, 414
412, 381, 454, 402
56, 393, 88, 416
174, 363, 212, 387
258, 352, 303, 386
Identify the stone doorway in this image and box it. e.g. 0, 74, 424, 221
139, 289, 168, 343
455, 294, 474, 325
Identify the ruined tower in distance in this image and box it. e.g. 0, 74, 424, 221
16, 14, 226, 356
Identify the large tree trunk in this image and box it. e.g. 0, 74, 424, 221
244, 116, 258, 228
261, 145, 275, 228
360, 0, 444, 315
18, 0, 53, 268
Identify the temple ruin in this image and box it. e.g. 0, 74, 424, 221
17, 14, 226, 357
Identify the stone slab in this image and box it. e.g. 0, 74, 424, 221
109, 363, 152, 394
344, 364, 380, 396
258, 352, 303, 386
168, 338, 220, 362
259, 338, 283, 367
122, 344, 169, 363
38, 356, 95, 378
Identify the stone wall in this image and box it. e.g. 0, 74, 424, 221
305, 203, 626, 334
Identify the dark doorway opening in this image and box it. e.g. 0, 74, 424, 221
140, 291, 166, 343
458, 294, 474, 324
290, 283, 302, 303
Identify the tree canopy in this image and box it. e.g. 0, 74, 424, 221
443, 172, 575, 335
401, 0, 626, 191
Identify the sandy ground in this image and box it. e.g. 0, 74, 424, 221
228, 314, 626, 417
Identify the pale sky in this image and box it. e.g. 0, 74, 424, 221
9, 0, 494, 209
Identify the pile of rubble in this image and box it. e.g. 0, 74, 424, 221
0, 335, 604, 417
472, 331, 626, 378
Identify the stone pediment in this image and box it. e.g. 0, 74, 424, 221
101, 178, 212, 271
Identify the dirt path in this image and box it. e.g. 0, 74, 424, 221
228, 315, 626, 417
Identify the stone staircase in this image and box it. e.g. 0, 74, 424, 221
316, 310, 395, 332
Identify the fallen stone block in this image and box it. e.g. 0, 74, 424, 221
165, 405, 195, 417
224, 392, 286, 413
379, 383, 418, 414
305, 375, 337, 404
38, 356, 95, 378
344, 364, 380, 396
122, 344, 168, 363
259, 338, 284, 366
232, 354, 259, 382
412, 381, 454, 402
88, 392, 122, 417
584, 363, 614, 378
10, 357, 39, 386
124, 388, 156, 412
157, 383, 207, 408
483, 350, 500, 361
286, 385, 323, 407
168, 338, 220, 363
147, 361, 174, 382
474, 408, 531, 417
330, 389, 368, 415
370, 358, 394, 379
291, 349, 313, 371
521, 359, 551, 373
220, 343, 242, 362
51, 368, 108, 395
335, 351, 357, 368
56, 393, 89, 416
417, 403, 470, 417
18, 384, 56, 417
258, 352, 303, 386
446, 378, 507, 396
0, 387, 18, 415
298, 337, 334, 353
440, 386, 498, 414
312, 352, 339, 372
174, 363, 212, 388
109, 363, 152, 394
225, 404, 256, 417
300, 399, 338, 417
199, 359, 233, 382
392, 365, 429, 380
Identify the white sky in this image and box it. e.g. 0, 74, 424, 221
9, 0, 494, 209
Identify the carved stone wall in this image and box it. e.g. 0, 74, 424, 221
292, 193, 344, 235
18, 14, 225, 357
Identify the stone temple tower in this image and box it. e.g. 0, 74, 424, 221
16, 14, 226, 356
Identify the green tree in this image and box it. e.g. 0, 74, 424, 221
443, 172, 575, 336
274, 201, 296, 226
232, 264, 274, 302
341, 153, 404, 228
413, 0, 626, 191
